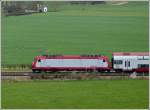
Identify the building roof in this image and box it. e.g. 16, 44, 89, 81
113, 52, 149, 56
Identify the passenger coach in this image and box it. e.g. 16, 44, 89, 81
112, 52, 149, 73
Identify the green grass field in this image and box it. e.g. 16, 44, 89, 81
1, 2, 149, 109
2, 79, 149, 109
1, 2, 149, 65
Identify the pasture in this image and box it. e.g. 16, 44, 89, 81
1, 2, 149, 65
2, 79, 149, 109
1, 2, 149, 109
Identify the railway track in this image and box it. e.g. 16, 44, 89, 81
1, 71, 130, 76
1, 72, 32, 76
1, 72, 148, 80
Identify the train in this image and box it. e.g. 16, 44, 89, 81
32, 52, 149, 73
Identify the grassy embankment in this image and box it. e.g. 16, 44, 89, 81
2, 79, 149, 109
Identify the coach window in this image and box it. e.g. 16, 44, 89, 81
114, 60, 122, 64
119, 60, 123, 64
138, 64, 149, 68
125, 61, 127, 67
138, 56, 144, 60
143, 57, 149, 60
128, 61, 130, 67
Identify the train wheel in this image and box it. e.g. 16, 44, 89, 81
115, 69, 122, 73
32, 69, 41, 73
98, 70, 105, 73
32, 69, 36, 73
87, 69, 93, 73
38, 70, 42, 73
107, 70, 110, 73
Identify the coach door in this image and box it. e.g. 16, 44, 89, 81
123, 60, 132, 70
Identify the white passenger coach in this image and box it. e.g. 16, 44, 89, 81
112, 52, 149, 72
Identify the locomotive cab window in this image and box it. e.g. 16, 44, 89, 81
103, 59, 105, 62
38, 59, 41, 62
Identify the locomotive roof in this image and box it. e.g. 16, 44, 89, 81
36, 55, 108, 59
113, 52, 149, 56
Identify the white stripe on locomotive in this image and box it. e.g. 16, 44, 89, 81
36, 59, 108, 67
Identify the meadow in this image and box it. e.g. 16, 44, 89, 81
1, 2, 149, 109
1, 2, 149, 65
2, 79, 149, 109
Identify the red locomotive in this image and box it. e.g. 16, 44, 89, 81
32, 55, 111, 73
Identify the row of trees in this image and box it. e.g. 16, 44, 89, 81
2, 1, 105, 16
2, 1, 45, 16
70, 1, 105, 5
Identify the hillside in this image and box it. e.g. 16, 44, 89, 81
1, 1, 149, 65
